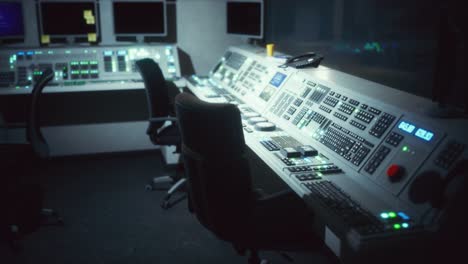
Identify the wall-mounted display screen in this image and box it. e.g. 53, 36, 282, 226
0, 2, 24, 38
113, 1, 166, 36
39, 1, 98, 36
227, 1, 263, 39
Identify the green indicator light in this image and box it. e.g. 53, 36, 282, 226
380, 213, 389, 219
393, 224, 401, 230
16, 86, 20, 89
402, 223, 409, 228
388, 212, 397, 218
71, 62, 79, 65
402, 146, 409, 152
80, 61, 89, 65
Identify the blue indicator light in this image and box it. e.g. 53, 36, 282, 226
270, 72, 287, 88
397, 212, 410, 220
26, 51, 34, 55
117, 50, 127, 56
402, 223, 409, 228
17, 51, 25, 55
415, 128, 434, 142
104, 51, 113, 56
398, 121, 416, 134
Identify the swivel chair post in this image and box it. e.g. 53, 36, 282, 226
136, 58, 186, 210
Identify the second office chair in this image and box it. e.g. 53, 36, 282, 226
135, 58, 186, 209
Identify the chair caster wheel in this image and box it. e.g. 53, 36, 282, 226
145, 184, 154, 191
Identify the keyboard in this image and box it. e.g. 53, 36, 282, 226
303, 181, 384, 235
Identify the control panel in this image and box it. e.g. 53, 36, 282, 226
186, 46, 468, 262
0, 45, 180, 93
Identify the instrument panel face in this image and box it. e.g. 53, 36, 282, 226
191, 46, 468, 227
0, 45, 180, 93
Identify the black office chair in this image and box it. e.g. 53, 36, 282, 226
175, 93, 325, 264
135, 58, 186, 209
1, 68, 62, 250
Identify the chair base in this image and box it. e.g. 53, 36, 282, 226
145, 176, 187, 210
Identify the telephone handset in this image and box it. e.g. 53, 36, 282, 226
281, 52, 323, 69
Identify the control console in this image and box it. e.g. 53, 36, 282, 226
0, 45, 180, 93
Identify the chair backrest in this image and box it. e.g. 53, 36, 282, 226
27, 68, 54, 159
135, 58, 170, 134
175, 93, 254, 241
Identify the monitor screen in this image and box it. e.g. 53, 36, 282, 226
0, 2, 24, 38
113, 1, 166, 36
227, 1, 263, 39
39, 1, 98, 36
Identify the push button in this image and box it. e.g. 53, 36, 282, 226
387, 164, 404, 182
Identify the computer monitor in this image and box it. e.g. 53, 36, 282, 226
38, 1, 99, 38
227, 0, 263, 39
0, 1, 24, 39
113, 0, 166, 38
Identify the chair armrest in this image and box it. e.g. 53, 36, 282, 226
149, 117, 178, 123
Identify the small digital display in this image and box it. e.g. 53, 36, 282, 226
113, 1, 165, 35
398, 121, 416, 134
0, 2, 24, 38
40, 2, 98, 36
270, 72, 287, 88
415, 128, 434, 142
227, 1, 262, 38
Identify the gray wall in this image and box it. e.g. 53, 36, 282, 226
176, 0, 247, 74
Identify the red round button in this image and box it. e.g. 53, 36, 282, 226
387, 164, 404, 181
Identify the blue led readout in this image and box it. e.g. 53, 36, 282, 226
415, 128, 434, 142
269, 72, 287, 88
398, 121, 416, 133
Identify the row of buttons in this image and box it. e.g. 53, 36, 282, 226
348, 99, 360, 106
292, 108, 309, 125
331, 123, 374, 148
260, 140, 281, 151
287, 165, 314, 173
350, 120, 367, 130
319, 105, 332, 113
385, 132, 404, 147
369, 113, 396, 138
333, 111, 348, 121
355, 110, 375, 124
323, 96, 339, 107
287, 106, 297, 115
364, 146, 391, 174
434, 141, 465, 169
296, 173, 322, 181
368, 107, 382, 115
338, 102, 356, 115
294, 98, 304, 107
